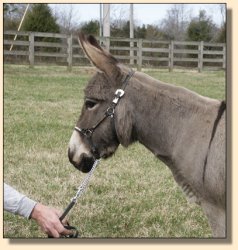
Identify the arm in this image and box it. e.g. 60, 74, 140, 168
4, 183, 71, 237
4, 183, 36, 219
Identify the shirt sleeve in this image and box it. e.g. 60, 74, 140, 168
4, 183, 37, 219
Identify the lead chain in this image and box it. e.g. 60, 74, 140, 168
72, 159, 101, 202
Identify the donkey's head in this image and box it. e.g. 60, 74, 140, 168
68, 33, 135, 172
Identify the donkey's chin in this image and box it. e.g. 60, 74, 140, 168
101, 151, 114, 159
70, 153, 95, 173
101, 145, 119, 159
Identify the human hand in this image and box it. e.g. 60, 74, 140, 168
30, 203, 72, 238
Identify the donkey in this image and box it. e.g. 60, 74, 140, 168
68, 33, 226, 238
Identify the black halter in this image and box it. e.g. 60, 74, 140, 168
74, 70, 135, 159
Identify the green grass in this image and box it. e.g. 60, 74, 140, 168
3, 65, 225, 238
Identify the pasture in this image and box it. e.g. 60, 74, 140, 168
3, 64, 225, 238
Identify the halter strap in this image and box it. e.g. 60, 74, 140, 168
121, 69, 135, 90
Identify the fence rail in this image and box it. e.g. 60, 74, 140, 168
3, 31, 226, 72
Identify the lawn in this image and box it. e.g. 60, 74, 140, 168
3, 64, 225, 238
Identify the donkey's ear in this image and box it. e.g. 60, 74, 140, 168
79, 33, 120, 80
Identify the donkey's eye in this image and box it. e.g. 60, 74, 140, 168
85, 99, 97, 110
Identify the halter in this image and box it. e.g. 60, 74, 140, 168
74, 69, 135, 159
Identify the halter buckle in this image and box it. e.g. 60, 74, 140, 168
75, 127, 93, 137
83, 129, 94, 137
112, 89, 125, 104
106, 107, 115, 118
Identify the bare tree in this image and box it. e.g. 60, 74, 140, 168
4, 3, 29, 30
110, 4, 127, 38
219, 4, 226, 26
53, 4, 78, 34
160, 4, 190, 40
110, 4, 128, 30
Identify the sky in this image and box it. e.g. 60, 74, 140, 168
49, 3, 225, 27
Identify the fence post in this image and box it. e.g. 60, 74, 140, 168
137, 39, 142, 71
29, 32, 34, 68
67, 34, 73, 72
105, 37, 110, 51
130, 38, 134, 66
198, 41, 204, 73
169, 40, 174, 72
222, 44, 226, 69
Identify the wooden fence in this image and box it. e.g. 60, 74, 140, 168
4, 31, 226, 72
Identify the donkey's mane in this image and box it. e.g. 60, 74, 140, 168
134, 71, 219, 114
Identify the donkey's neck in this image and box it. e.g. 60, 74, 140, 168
129, 71, 217, 167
